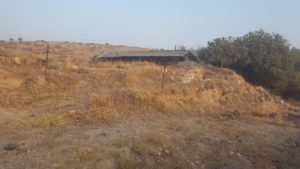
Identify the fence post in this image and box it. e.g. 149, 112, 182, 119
44, 44, 49, 79
161, 63, 167, 89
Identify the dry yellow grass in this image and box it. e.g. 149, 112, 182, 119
0, 41, 286, 118
0, 56, 286, 127
0, 41, 299, 169
0, 41, 148, 64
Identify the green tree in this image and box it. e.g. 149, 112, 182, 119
18, 37, 23, 42
236, 30, 292, 90
199, 37, 247, 67
178, 45, 186, 51
198, 29, 299, 99
291, 47, 300, 72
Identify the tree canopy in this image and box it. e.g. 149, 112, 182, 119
198, 30, 300, 100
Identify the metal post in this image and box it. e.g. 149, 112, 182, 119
161, 64, 166, 89
45, 44, 49, 79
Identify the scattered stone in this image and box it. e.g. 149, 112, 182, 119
3, 143, 18, 151
157, 147, 163, 156
170, 76, 176, 82
13, 57, 21, 65
164, 149, 171, 155
69, 109, 76, 114
84, 147, 93, 153
53, 163, 59, 168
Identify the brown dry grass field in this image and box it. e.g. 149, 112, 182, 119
0, 41, 299, 169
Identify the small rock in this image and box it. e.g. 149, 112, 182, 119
3, 143, 18, 151
84, 147, 93, 153
236, 152, 242, 158
164, 149, 171, 155
69, 109, 76, 114
13, 57, 22, 65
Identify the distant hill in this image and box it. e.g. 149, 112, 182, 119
0, 40, 149, 61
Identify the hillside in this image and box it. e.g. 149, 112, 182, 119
0, 41, 299, 169
0, 40, 148, 62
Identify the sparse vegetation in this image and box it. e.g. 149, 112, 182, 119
0, 41, 299, 169
18, 37, 23, 43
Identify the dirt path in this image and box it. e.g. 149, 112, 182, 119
0, 113, 299, 169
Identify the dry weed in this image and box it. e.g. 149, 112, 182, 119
20, 115, 66, 128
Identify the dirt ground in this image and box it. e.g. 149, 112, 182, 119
0, 112, 299, 169
0, 41, 300, 169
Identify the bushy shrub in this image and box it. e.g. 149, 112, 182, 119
198, 29, 300, 100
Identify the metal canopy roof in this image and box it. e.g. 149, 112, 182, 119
99, 50, 192, 58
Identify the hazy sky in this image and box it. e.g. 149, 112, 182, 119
1, 0, 299, 49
